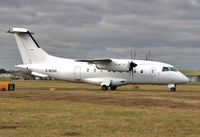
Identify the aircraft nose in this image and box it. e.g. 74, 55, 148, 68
179, 73, 190, 83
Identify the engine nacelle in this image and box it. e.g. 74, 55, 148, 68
96, 59, 130, 72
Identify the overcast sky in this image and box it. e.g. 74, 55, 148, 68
0, 0, 200, 70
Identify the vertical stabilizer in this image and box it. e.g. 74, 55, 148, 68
7, 28, 49, 64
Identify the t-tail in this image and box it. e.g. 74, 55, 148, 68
7, 28, 49, 64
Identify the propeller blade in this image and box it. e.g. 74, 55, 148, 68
134, 51, 136, 59
129, 62, 137, 77
129, 49, 137, 77
131, 50, 133, 60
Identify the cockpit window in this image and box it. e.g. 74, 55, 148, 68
162, 67, 177, 72
169, 67, 177, 71
162, 67, 169, 72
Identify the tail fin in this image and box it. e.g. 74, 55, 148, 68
7, 28, 49, 64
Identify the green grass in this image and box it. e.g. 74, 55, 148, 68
0, 81, 200, 137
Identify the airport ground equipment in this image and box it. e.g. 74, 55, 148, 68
0, 81, 15, 91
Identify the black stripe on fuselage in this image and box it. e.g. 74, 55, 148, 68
28, 31, 40, 48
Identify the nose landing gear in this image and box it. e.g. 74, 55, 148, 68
168, 84, 176, 92
170, 87, 176, 92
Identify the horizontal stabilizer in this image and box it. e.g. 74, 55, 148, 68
15, 64, 29, 69
31, 72, 48, 78
7, 28, 33, 34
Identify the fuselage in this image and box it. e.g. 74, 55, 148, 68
19, 56, 189, 87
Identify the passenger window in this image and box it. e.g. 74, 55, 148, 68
94, 69, 96, 72
87, 68, 89, 72
141, 70, 143, 73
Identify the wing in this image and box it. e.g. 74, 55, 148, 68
76, 58, 130, 72
76, 58, 112, 64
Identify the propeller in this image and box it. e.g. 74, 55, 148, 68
146, 50, 152, 61
129, 50, 137, 77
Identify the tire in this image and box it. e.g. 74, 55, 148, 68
101, 85, 108, 91
170, 88, 176, 92
110, 86, 117, 91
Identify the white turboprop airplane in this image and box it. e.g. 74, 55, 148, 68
7, 28, 189, 91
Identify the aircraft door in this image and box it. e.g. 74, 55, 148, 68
74, 67, 81, 81
150, 67, 156, 76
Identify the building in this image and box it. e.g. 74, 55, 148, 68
181, 70, 200, 82
0, 73, 14, 80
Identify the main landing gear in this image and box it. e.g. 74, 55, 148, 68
101, 85, 117, 91
101, 85, 108, 91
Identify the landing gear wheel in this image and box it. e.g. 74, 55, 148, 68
101, 85, 108, 91
170, 88, 176, 92
110, 86, 117, 91
168, 84, 176, 92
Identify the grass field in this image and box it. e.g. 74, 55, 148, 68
0, 81, 200, 137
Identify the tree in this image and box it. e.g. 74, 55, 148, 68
0, 68, 7, 74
